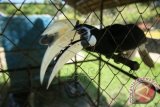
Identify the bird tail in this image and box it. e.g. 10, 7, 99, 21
138, 44, 154, 68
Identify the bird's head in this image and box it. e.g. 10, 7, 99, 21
74, 20, 97, 47
39, 19, 97, 89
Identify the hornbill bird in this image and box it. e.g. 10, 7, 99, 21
40, 19, 154, 89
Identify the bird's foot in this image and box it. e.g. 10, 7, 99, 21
129, 61, 140, 70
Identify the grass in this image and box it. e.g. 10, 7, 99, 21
0, 53, 159, 107
59, 52, 160, 107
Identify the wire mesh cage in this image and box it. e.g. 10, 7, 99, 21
0, 0, 160, 107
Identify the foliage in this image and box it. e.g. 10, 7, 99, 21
75, 3, 160, 25
0, 2, 159, 25
0, 3, 57, 15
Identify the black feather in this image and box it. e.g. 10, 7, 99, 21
94, 24, 146, 53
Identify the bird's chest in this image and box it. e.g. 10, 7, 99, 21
86, 36, 115, 54
86, 31, 135, 54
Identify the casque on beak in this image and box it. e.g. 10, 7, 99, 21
40, 19, 97, 89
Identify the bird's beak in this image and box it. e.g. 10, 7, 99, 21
40, 31, 82, 87
46, 40, 85, 89
39, 19, 87, 89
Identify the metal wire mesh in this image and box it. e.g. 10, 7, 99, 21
0, 0, 160, 107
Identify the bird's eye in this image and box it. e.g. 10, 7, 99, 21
78, 28, 87, 35
78, 29, 86, 36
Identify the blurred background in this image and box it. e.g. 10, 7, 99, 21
0, 0, 160, 107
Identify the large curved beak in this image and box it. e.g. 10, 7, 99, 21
40, 30, 79, 85
46, 40, 85, 89
40, 19, 79, 85
40, 19, 97, 89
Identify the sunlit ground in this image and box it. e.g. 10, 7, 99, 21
59, 51, 160, 107
146, 30, 160, 39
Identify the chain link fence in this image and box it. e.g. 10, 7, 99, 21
0, 0, 160, 107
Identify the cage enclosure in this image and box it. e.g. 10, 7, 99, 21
0, 0, 160, 107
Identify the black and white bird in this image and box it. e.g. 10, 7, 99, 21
39, 19, 95, 88
74, 21, 154, 69
39, 19, 154, 89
